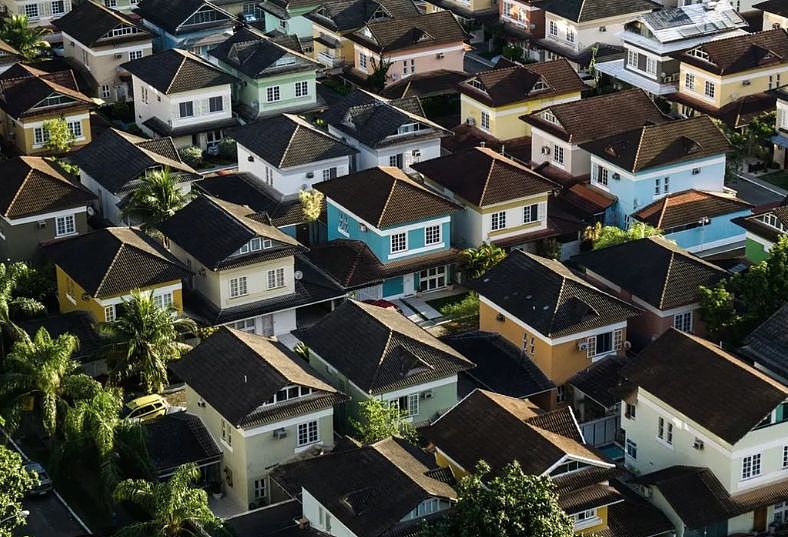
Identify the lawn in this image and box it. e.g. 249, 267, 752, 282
760, 170, 788, 190
425, 291, 470, 313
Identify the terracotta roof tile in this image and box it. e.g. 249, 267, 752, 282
632, 190, 751, 230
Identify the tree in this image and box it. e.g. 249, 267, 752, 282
461, 243, 507, 279
122, 168, 194, 228
350, 398, 417, 445
426, 460, 574, 537
585, 222, 663, 250
0, 261, 47, 356
0, 15, 49, 62
368, 55, 391, 91
102, 289, 197, 394
0, 445, 34, 537
298, 189, 324, 223
113, 463, 223, 537
42, 118, 76, 154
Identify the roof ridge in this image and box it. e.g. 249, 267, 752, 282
93, 234, 127, 297
376, 170, 400, 228
632, 124, 650, 172
166, 52, 189, 94
657, 251, 676, 309
280, 123, 303, 168
368, 328, 396, 392
478, 156, 497, 207
5, 164, 34, 218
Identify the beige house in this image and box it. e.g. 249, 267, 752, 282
0, 0, 71, 28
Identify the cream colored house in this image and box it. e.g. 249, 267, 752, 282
0, 0, 71, 28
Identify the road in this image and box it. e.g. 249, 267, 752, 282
727, 173, 786, 207
14, 493, 87, 537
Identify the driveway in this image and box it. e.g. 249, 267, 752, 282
14, 493, 87, 537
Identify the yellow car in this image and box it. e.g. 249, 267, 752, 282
121, 394, 168, 423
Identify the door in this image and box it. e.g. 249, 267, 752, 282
754, 506, 767, 532
403, 273, 415, 295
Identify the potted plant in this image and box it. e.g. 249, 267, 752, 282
210, 481, 223, 500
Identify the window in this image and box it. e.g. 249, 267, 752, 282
392, 393, 420, 417
543, 110, 558, 124
685, 72, 695, 90
24, 4, 39, 18
322, 167, 337, 180
775, 501, 788, 525
129, 49, 144, 61
141, 85, 148, 103
663, 176, 670, 193
574, 509, 596, 523
297, 420, 319, 446
55, 214, 75, 236
153, 292, 173, 309
264, 385, 312, 406
625, 403, 636, 420
266, 268, 285, 289
33, 127, 46, 146
402, 58, 415, 75
229, 276, 248, 298
390, 232, 407, 253
654, 178, 661, 195
586, 329, 621, 358
221, 419, 232, 446
184, 5, 224, 25
266, 86, 281, 102
783, 446, 788, 469
523, 204, 538, 224
657, 417, 673, 445
553, 144, 564, 164
51, 1, 65, 14
253, 478, 265, 500
491, 211, 506, 231
419, 265, 447, 291
295, 81, 308, 97
550, 460, 588, 476
68, 121, 82, 138
179, 101, 194, 118
626, 438, 637, 459
338, 213, 349, 234
741, 454, 761, 480
657, 416, 664, 439
278, 18, 287, 30
208, 96, 223, 112
566, 27, 575, 43
101, 85, 111, 99
104, 304, 116, 322
549, 20, 557, 35
359, 52, 368, 69
597, 166, 609, 186
233, 318, 256, 333
480, 111, 490, 130
674, 312, 692, 332
704, 80, 715, 98
424, 225, 441, 245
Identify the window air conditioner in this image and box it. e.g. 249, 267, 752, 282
436, 52, 444, 59
742, 80, 751, 86
693, 438, 704, 450
599, 26, 606, 32
273, 428, 287, 439
115, 53, 123, 59
465, 117, 475, 126
578, 341, 589, 351
421, 390, 433, 400
541, 145, 551, 155
612, 172, 620, 180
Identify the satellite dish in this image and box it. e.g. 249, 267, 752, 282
294, 270, 303, 280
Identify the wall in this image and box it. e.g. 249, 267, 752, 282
664, 208, 749, 254
0, 208, 88, 261
500, 0, 545, 37
2, 0, 71, 26
17, 111, 91, 155
302, 489, 357, 537
763, 11, 788, 31
220, 63, 317, 116
530, 127, 590, 177
678, 62, 788, 110
351, 42, 465, 86
543, 12, 644, 56
481, 195, 549, 243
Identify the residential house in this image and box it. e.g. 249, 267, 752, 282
44, 227, 187, 322
70, 128, 200, 225
466, 250, 639, 387
0, 0, 71, 29
739, 302, 788, 384
169, 326, 347, 509
595, 2, 748, 97
346, 11, 466, 86
421, 0, 497, 44
123, 48, 238, 150
231, 114, 356, 196
572, 236, 728, 348
142, 412, 222, 482
134, 0, 235, 56
258, 0, 321, 39
668, 29, 788, 129
313, 166, 462, 298
320, 89, 449, 173
0, 39, 21, 72
0, 63, 94, 155
53, 1, 153, 102
294, 299, 475, 426
732, 198, 787, 262
499, 0, 546, 55
621, 329, 788, 537
772, 86, 787, 168
209, 28, 321, 119
457, 59, 585, 141
271, 437, 458, 537
159, 194, 345, 335
754, 0, 788, 30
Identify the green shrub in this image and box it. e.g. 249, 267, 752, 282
217, 137, 236, 160
179, 145, 203, 169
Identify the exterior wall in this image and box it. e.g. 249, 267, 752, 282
140, 20, 233, 57
677, 61, 788, 111
351, 42, 465, 86
311, 25, 354, 67
530, 128, 589, 177
2, 110, 91, 155
218, 62, 317, 116
763, 11, 788, 31
0, 208, 88, 261
744, 234, 772, 263
263, 10, 315, 39
500, 0, 545, 37
543, 12, 646, 57
1, 0, 71, 27
302, 489, 358, 537
663, 208, 750, 254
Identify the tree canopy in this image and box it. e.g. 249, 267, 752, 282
122, 168, 194, 229
0, 445, 34, 537
0, 15, 49, 61
461, 243, 507, 279
350, 398, 417, 445
583, 222, 663, 250
43, 118, 76, 155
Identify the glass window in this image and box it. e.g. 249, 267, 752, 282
424, 225, 441, 245
104, 304, 116, 322
359, 53, 367, 69
230, 276, 248, 297
297, 420, 319, 446
704, 80, 715, 98
549, 20, 557, 35
390, 232, 407, 253
153, 292, 173, 309
491, 211, 506, 231
626, 438, 637, 459
68, 121, 82, 138
129, 50, 144, 61
266, 86, 280, 102
553, 144, 564, 164
55, 215, 75, 236
179, 101, 194, 117
208, 96, 223, 112
674, 312, 692, 332
685, 72, 694, 90
597, 166, 608, 186
322, 167, 337, 180
24, 3, 39, 17
523, 204, 538, 224
654, 178, 661, 195
266, 268, 285, 289
51, 1, 65, 14
295, 81, 308, 97
233, 318, 255, 333
253, 478, 265, 499
741, 454, 761, 480
480, 111, 490, 130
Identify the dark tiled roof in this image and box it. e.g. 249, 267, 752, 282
539, 0, 657, 22
143, 412, 222, 476
573, 236, 728, 309
209, 28, 318, 79
467, 250, 639, 338
230, 114, 356, 169
315, 166, 460, 228
222, 499, 327, 537
675, 29, 788, 76
44, 227, 187, 299
604, 481, 674, 537
141, 115, 240, 138
568, 355, 628, 408
19, 312, 104, 361
0, 38, 20, 58
379, 69, 466, 99
53, 1, 151, 47
632, 190, 751, 230
739, 302, 788, 381
0, 63, 93, 119
622, 329, 788, 445
412, 147, 556, 207
347, 11, 465, 53
580, 115, 730, 173
121, 48, 235, 94
557, 482, 621, 515
753, 0, 788, 16
295, 300, 474, 394
0, 157, 95, 219
134, 0, 233, 35
458, 59, 585, 108
668, 90, 776, 129
305, 0, 420, 33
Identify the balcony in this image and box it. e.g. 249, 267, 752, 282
596, 59, 679, 96
317, 52, 342, 69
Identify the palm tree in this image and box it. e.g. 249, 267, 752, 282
122, 168, 194, 229
102, 290, 197, 394
460, 243, 507, 279
113, 463, 223, 537
0, 261, 47, 356
0, 15, 50, 62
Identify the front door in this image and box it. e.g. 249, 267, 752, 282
754, 506, 767, 532
403, 273, 415, 296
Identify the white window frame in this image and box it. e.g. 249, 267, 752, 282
549, 20, 557, 35
685, 72, 694, 91
491, 211, 506, 231
480, 111, 490, 131
104, 304, 116, 322
266, 268, 285, 290
179, 101, 194, 118
424, 225, 441, 245
704, 80, 715, 99
626, 438, 637, 459
523, 204, 538, 224
153, 292, 174, 309
233, 318, 256, 333
266, 86, 281, 102
359, 52, 368, 69
24, 3, 39, 18
741, 454, 761, 480
553, 144, 564, 165
129, 49, 144, 61
294, 80, 308, 97
674, 311, 692, 332
55, 214, 76, 237
229, 276, 248, 298
297, 420, 319, 446
390, 232, 407, 253
253, 477, 265, 500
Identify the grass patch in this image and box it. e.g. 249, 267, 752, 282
426, 292, 470, 312
761, 170, 788, 190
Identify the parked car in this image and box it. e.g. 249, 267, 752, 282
24, 461, 53, 495
122, 394, 169, 423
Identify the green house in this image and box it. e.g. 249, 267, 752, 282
733, 203, 787, 263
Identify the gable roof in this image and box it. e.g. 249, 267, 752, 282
0, 63, 93, 119
44, 227, 187, 299
639, 2, 747, 45
622, 329, 788, 445
753, 0, 788, 17
568, 355, 628, 408
348, 10, 465, 53
305, 0, 420, 33
134, 0, 233, 35
121, 48, 235, 94
0, 157, 95, 219
230, 114, 356, 169
170, 327, 344, 427
732, 200, 788, 244
53, 1, 151, 47
209, 28, 318, 79
739, 302, 788, 382
294, 299, 474, 394
467, 250, 639, 338
539, 0, 657, 23
580, 115, 731, 173
412, 146, 556, 207
632, 190, 751, 229
572, 236, 728, 310
675, 29, 788, 76
143, 412, 222, 477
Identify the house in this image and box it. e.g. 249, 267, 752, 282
0, 63, 94, 155
754, 0, 788, 31
169, 326, 348, 509
457, 59, 585, 141
579, 115, 732, 229
122, 48, 239, 151
134, 0, 235, 57
53, 1, 154, 102
498, 0, 545, 54
595, 2, 748, 97
425, 389, 621, 535
668, 29, 788, 129
159, 194, 345, 335
466, 250, 639, 387
0, 157, 95, 261
70, 128, 200, 226
294, 299, 475, 426
272, 436, 458, 537
231, 114, 356, 196
313, 166, 462, 298
732, 198, 787, 262
739, 302, 788, 384
209, 28, 321, 119
0, 0, 71, 29
142, 412, 223, 482
412, 146, 561, 250
258, 0, 321, 39
620, 329, 788, 537
572, 236, 728, 348
44, 227, 188, 322
320, 89, 449, 174
420, 0, 496, 45
772, 87, 787, 168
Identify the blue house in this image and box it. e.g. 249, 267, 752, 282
135, 0, 235, 57
309, 166, 462, 299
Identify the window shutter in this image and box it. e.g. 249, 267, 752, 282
586, 336, 596, 358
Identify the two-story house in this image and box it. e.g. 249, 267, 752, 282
467, 250, 639, 390
499, 0, 545, 58
313, 166, 462, 298
258, 0, 320, 39
134, 0, 235, 56
621, 329, 788, 537
209, 28, 321, 119
0, 63, 94, 155
457, 59, 585, 141
773, 87, 787, 168
232, 114, 356, 196
123, 48, 238, 151
596, 2, 747, 97
755, 0, 788, 31
71, 128, 200, 225
733, 199, 787, 263
0, 0, 71, 29
53, 1, 153, 102
170, 326, 347, 510
45, 227, 187, 322
321, 89, 449, 173
0, 157, 95, 261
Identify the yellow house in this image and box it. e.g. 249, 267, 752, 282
458, 58, 584, 141
44, 227, 187, 323
0, 63, 94, 155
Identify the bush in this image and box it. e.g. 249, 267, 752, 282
217, 137, 237, 160
179, 145, 203, 169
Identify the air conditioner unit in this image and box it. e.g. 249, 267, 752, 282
599, 25, 606, 32
306, 171, 314, 178
273, 428, 287, 440
465, 117, 476, 126
541, 145, 551, 155
612, 172, 620, 180
359, 224, 368, 232
693, 438, 704, 450
436, 52, 444, 59
421, 390, 433, 400
115, 53, 123, 59
578, 341, 589, 351
37, 221, 46, 229
742, 80, 751, 86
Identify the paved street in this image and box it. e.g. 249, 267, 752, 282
727, 173, 786, 207
14, 493, 87, 537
